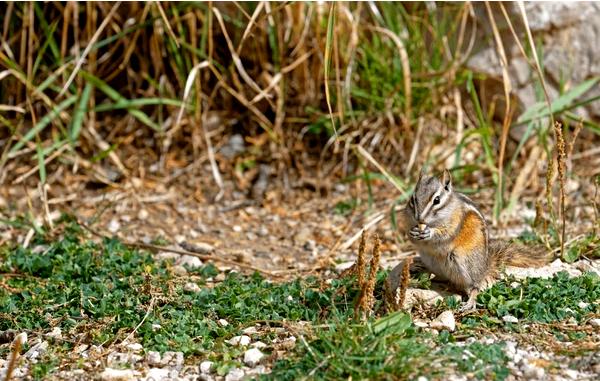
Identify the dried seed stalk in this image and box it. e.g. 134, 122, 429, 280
554, 121, 567, 257
365, 234, 381, 312
397, 256, 412, 309
356, 231, 367, 288
384, 256, 413, 312
354, 232, 380, 320
544, 155, 556, 238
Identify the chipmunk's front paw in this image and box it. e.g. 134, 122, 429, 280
409, 226, 433, 241
459, 299, 477, 312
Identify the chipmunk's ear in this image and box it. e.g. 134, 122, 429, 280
441, 169, 452, 191
417, 167, 426, 184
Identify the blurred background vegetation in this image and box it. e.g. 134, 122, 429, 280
0, 2, 599, 238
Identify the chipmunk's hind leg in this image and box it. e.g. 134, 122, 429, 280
459, 288, 479, 312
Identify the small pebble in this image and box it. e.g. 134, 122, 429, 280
503, 315, 519, 323
243, 348, 264, 367
184, 282, 201, 293
563, 369, 580, 380
144, 368, 172, 381
200, 361, 214, 374
233, 225, 242, 233
172, 265, 188, 276
179, 255, 203, 269
137, 209, 149, 220
522, 360, 545, 380
251, 341, 267, 349
146, 351, 161, 366
242, 326, 258, 334
24, 341, 49, 360
160, 351, 184, 368
108, 219, 120, 233
577, 301, 589, 309
218, 319, 229, 327
430, 310, 456, 332
100, 368, 136, 381
225, 368, 245, 381
125, 343, 143, 352
227, 335, 251, 346
589, 318, 600, 327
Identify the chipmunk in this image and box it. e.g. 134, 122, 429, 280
402, 168, 549, 311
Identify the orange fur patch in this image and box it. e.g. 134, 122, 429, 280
451, 211, 484, 256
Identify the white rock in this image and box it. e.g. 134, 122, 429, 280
227, 335, 251, 346
146, 351, 161, 366
335, 261, 354, 272
152, 324, 162, 331
246, 365, 268, 376
242, 326, 257, 334
564, 369, 580, 380
417, 377, 428, 381
200, 361, 214, 374
125, 343, 143, 352
243, 348, 264, 367
156, 251, 180, 262
503, 315, 519, 323
100, 368, 136, 381
137, 209, 149, 220
225, 368, 245, 381
184, 282, 201, 293
179, 255, 203, 269
251, 341, 267, 349
218, 319, 229, 327
46, 327, 62, 339
107, 352, 143, 367
75, 344, 89, 354
504, 341, 517, 356
108, 219, 121, 233
405, 288, 459, 310
577, 301, 589, 309
550, 259, 563, 268
172, 265, 188, 276
589, 318, 600, 327
233, 225, 242, 233
430, 310, 456, 332
144, 368, 171, 381
24, 341, 49, 360
413, 320, 429, 328
522, 360, 545, 379
161, 351, 184, 368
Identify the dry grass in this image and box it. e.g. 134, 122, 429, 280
1, 1, 599, 257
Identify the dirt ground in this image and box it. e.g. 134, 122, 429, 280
0, 161, 594, 278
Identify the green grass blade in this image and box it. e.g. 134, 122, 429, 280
517, 77, 600, 124
36, 142, 46, 184
80, 71, 162, 131
94, 98, 183, 112
9, 96, 77, 154
70, 83, 93, 143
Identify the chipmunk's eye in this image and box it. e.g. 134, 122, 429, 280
433, 196, 440, 205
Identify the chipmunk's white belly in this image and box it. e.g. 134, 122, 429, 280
417, 247, 473, 291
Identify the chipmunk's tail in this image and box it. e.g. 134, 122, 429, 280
489, 239, 553, 275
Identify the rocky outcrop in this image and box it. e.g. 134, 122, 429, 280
467, 2, 600, 120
